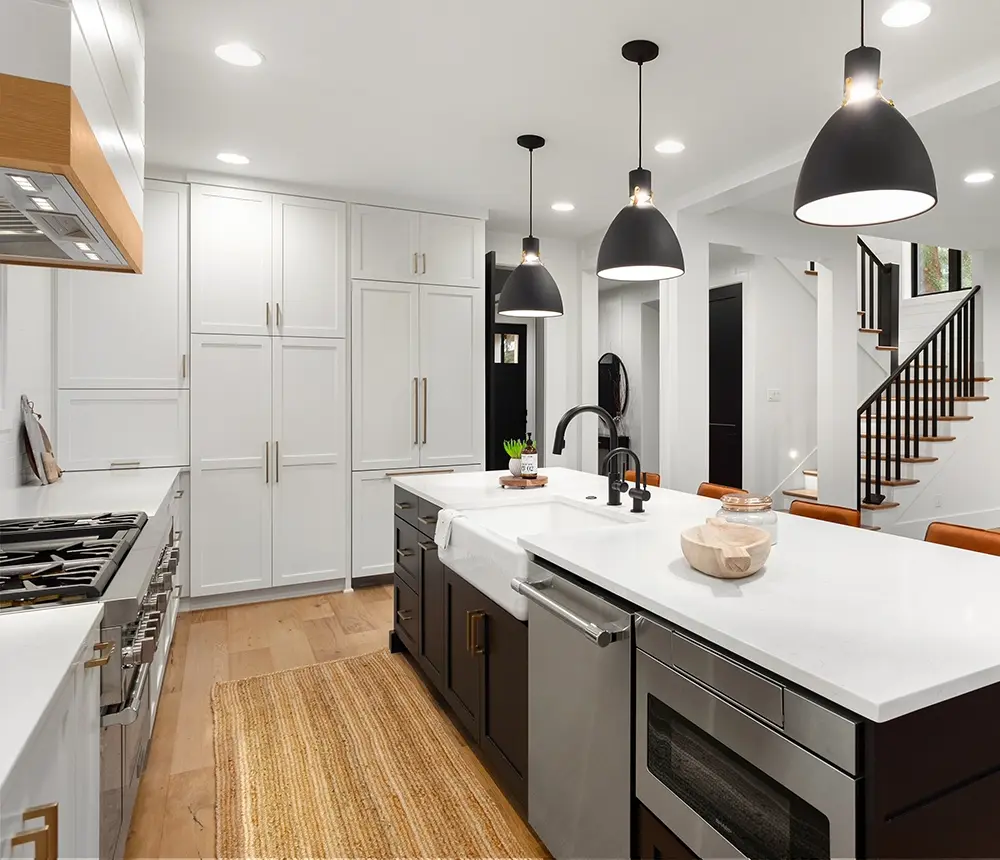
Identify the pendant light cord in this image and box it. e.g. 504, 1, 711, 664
528, 147, 534, 238
637, 61, 643, 168
860, 0, 865, 45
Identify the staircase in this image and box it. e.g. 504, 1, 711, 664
782, 243, 989, 528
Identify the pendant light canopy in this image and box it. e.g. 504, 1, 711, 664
794, 0, 936, 227
497, 135, 564, 318
597, 40, 685, 283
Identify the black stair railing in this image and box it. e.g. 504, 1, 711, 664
858, 237, 901, 369
858, 284, 981, 508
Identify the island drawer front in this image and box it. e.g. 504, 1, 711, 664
393, 487, 420, 529
416, 498, 441, 539
394, 520, 421, 594
672, 632, 785, 727
394, 577, 419, 650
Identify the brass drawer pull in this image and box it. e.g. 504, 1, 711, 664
85, 641, 115, 669
470, 611, 486, 655
418, 540, 436, 551
466, 610, 473, 653
395, 548, 415, 559
417, 515, 437, 525
23, 804, 57, 860
397, 609, 413, 623
394, 501, 412, 511
422, 377, 428, 444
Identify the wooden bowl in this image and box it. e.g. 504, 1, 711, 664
680, 518, 771, 579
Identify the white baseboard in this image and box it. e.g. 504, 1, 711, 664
886, 508, 1000, 540
180, 578, 348, 612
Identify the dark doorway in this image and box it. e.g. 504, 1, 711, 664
708, 283, 743, 488
485, 253, 529, 469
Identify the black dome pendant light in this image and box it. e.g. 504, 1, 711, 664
498, 135, 564, 318
794, 0, 937, 227
597, 40, 685, 282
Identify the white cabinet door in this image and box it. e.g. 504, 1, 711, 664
70, 619, 102, 860
57, 180, 189, 388
418, 213, 484, 289
351, 281, 420, 471
57, 390, 189, 471
272, 338, 347, 586
350, 205, 420, 283
273, 195, 346, 338
418, 285, 484, 466
190, 335, 272, 596
176, 471, 191, 598
190, 185, 273, 336
349, 464, 484, 586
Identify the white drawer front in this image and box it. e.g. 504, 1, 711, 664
57, 390, 190, 471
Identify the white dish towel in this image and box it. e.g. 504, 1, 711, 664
435, 509, 464, 550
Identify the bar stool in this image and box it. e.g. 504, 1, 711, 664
697, 482, 748, 500
625, 470, 661, 488
788, 500, 861, 528
924, 522, 1000, 557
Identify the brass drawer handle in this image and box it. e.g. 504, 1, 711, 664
23, 804, 57, 860
397, 609, 413, 623
470, 611, 486, 655
394, 501, 412, 511
395, 548, 415, 559
422, 377, 428, 444
11, 827, 48, 860
466, 610, 472, 653
417, 515, 437, 525
418, 540, 436, 551
85, 641, 115, 669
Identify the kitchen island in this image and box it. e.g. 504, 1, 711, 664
392, 467, 1000, 859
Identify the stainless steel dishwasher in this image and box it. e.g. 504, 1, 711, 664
512, 560, 633, 860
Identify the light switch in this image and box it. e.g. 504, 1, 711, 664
767, 389, 782, 402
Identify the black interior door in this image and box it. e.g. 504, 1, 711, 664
709, 284, 743, 488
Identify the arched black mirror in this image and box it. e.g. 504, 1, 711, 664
598, 352, 629, 420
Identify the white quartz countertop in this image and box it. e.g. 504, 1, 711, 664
0, 467, 181, 519
0, 603, 104, 785
394, 467, 1000, 722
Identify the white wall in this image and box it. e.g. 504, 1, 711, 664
598, 282, 659, 471
0, 266, 56, 491
487, 229, 581, 468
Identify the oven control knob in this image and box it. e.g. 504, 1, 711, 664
123, 636, 156, 667
145, 611, 162, 636
160, 572, 174, 594
143, 593, 167, 613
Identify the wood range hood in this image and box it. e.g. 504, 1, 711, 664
0, 72, 142, 272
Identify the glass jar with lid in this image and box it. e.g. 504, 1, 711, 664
716, 494, 778, 545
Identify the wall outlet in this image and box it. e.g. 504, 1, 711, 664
933, 494, 942, 508
767, 389, 782, 402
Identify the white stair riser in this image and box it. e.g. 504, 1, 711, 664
803, 473, 818, 492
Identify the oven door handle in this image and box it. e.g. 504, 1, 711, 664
102, 663, 149, 727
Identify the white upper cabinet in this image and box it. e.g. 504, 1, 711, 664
350, 205, 484, 288
272, 195, 347, 338
190, 185, 273, 336
351, 281, 420, 471
57, 180, 189, 388
418, 285, 484, 466
418, 213, 484, 289
350, 205, 420, 284
271, 337, 347, 586
190, 335, 272, 596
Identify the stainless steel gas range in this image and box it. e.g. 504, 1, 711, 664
0, 503, 181, 860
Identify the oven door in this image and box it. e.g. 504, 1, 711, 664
636, 649, 858, 860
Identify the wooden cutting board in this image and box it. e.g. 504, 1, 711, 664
499, 474, 549, 489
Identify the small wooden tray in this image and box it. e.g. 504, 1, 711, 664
499, 474, 549, 489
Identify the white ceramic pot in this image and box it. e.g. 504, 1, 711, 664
509, 458, 522, 477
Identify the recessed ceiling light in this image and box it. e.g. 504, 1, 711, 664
654, 139, 685, 155
10, 175, 39, 193
551, 202, 575, 212
74, 241, 92, 252
217, 152, 250, 165
882, 1, 931, 28
29, 196, 54, 211
84, 252, 101, 261
965, 171, 994, 184
214, 43, 264, 67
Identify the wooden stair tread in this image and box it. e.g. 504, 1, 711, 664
782, 488, 818, 500
803, 469, 818, 477
863, 477, 920, 487
861, 454, 937, 463
861, 433, 956, 442
861, 524, 883, 531
862, 500, 900, 510
858, 328, 882, 334
874, 414, 974, 422
876, 345, 898, 351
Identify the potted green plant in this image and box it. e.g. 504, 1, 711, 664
503, 439, 526, 477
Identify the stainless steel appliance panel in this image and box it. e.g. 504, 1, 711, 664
520, 563, 633, 860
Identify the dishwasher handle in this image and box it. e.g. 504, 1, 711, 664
512, 578, 625, 647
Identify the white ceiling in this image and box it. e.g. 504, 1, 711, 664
145, 0, 1000, 241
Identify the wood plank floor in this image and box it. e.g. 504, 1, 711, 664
124, 585, 528, 859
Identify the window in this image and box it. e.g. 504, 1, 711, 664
912, 245, 973, 296
493, 332, 519, 364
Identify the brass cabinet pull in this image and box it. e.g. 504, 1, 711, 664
422, 377, 428, 444
11, 827, 48, 860
395, 548, 415, 559
266, 302, 271, 327
418, 539, 436, 551
23, 804, 57, 860
275, 440, 280, 483
265, 442, 270, 484
413, 377, 419, 444
85, 641, 115, 669
110, 460, 140, 469
181, 353, 187, 379
397, 609, 413, 623
412, 252, 418, 274
417, 515, 437, 525
470, 611, 486, 655
394, 501, 412, 511
421, 252, 427, 275
466, 610, 472, 653
276, 302, 282, 328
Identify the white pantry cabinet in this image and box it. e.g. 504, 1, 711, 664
57, 389, 189, 471
0, 616, 102, 860
271, 338, 348, 586
191, 186, 347, 338
190, 335, 273, 596
350, 464, 482, 584
352, 281, 484, 471
190, 335, 348, 597
350, 204, 484, 288
57, 180, 189, 388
